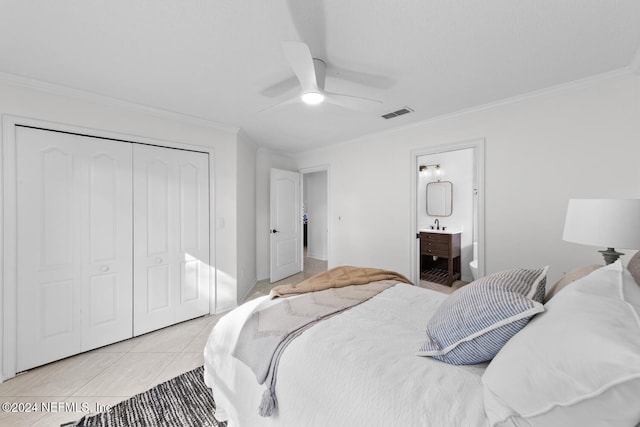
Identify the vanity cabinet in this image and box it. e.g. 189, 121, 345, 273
419, 232, 461, 286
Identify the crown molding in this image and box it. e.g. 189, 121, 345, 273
0, 72, 240, 134
302, 67, 635, 156
412, 67, 635, 127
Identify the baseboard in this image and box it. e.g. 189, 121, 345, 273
237, 278, 258, 304
306, 252, 327, 261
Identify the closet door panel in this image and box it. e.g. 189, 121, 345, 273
17, 129, 82, 371
147, 160, 170, 255
175, 152, 209, 322
89, 154, 120, 261
145, 160, 173, 313
81, 146, 133, 351
133, 145, 209, 335
133, 147, 175, 334
147, 264, 172, 311
88, 274, 118, 324
16, 127, 133, 371
41, 147, 74, 267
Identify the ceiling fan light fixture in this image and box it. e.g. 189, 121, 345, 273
301, 91, 325, 105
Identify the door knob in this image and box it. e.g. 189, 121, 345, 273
100, 265, 110, 272
155, 257, 163, 264
271, 229, 279, 234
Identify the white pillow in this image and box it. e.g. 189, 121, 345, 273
543, 264, 601, 303
482, 261, 640, 427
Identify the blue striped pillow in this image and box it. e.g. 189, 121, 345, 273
417, 271, 546, 365
492, 267, 549, 302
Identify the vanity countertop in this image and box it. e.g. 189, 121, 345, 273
419, 228, 461, 235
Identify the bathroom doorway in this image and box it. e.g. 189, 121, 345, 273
410, 139, 485, 287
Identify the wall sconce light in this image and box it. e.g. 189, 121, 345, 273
419, 164, 441, 180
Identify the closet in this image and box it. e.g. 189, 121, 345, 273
15, 126, 210, 372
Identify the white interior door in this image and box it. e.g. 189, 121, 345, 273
270, 168, 302, 282
80, 138, 134, 351
133, 144, 210, 335
16, 127, 133, 371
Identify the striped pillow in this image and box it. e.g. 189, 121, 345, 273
486, 266, 549, 302
417, 269, 546, 365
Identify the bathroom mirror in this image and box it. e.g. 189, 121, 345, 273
426, 181, 453, 216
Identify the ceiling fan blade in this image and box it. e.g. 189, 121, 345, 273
259, 76, 299, 98
258, 94, 301, 114
285, 0, 327, 60
327, 67, 396, 90
281, 41, 319, 93
324, 92, 383, 112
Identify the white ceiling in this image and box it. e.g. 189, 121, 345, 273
1, 0, 639, 153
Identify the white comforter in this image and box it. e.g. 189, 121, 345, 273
204, 283, 489, 427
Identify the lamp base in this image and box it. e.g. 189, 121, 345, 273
599, 247, 624, 265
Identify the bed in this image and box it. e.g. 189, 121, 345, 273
204, 258, 640, 427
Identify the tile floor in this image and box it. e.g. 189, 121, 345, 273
0, 257, 327, 427
419, 279, 468, 294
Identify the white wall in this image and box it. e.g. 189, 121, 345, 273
304, 170, 328, 260
293, 73, 640, 284
236, 131, 258, 301
295, 138, 413, 272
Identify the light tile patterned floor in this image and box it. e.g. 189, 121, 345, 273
419, 279, 468, 294
0, 257, 327, 426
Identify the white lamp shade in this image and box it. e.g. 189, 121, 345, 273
563, 199, 640, 249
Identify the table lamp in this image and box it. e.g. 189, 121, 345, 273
562, 199, 640, 264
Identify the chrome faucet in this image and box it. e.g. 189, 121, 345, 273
434, 219, 440, 230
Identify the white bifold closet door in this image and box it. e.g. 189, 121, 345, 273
132, 144, 210, 336
16, 127, 133, 372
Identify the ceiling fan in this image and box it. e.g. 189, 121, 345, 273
262, 41, 383, 113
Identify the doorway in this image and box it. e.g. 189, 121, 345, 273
302, 167, 329, 276
410, 140, 485, 286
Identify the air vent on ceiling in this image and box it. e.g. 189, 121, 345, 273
381, 106, 414, 119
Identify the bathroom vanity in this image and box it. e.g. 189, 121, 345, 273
419, 231, 461, 286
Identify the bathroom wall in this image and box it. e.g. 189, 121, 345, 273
418, 148, 475, 281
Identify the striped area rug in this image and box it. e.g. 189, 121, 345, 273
62, 366, 225, 427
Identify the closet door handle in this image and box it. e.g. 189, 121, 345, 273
100, 265, 110, 273
154, 257, 163, 264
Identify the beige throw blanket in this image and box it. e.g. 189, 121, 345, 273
270, 265, 413, 298
234, 266, 413, 417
